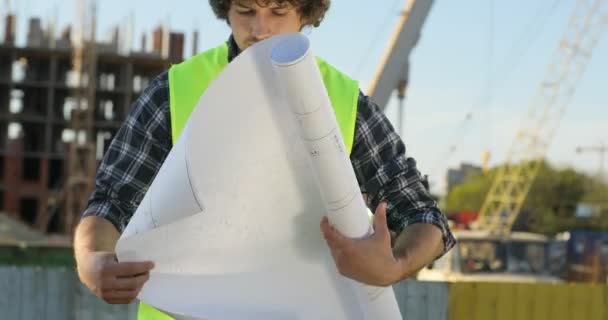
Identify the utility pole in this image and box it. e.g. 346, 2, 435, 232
395, 78, 407, 134
64, 0, 98, 235
577, 144, 608, 179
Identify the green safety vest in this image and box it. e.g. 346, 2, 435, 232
139, 41, 360, 320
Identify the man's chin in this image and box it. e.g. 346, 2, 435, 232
242, 39, 268, 50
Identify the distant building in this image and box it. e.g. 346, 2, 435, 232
446, 163, 482, 193
4, 14, 16, 45
0, 14, 186, 235
169, 32, 184, 62
26, 18, 45, 48
152, 25, 163, 55
152, 25, 185, 61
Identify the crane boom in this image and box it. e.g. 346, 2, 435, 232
477, 0, 607, 235
367, 0, 435, 111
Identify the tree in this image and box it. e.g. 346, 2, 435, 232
444, 160, 607, 234
444, 168, 498, 213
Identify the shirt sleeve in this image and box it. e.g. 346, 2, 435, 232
350, 92, 456, 255
82, 72, 172, 232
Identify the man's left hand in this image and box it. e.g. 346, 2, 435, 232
320, 202, 404, 287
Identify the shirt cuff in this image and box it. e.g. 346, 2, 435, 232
398, 208, 456, 258
82, 199, 129, 233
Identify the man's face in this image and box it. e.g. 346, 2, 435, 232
228, 0, 303, 50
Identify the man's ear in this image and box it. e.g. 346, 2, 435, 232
298, 16, 315, 31
299, 23, 315, 34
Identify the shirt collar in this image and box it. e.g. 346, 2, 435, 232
227, 35, 241, 62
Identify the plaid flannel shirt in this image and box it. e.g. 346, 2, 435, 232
83, 36, 455, 255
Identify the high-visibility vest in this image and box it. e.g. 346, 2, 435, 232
138, 41, 360, 320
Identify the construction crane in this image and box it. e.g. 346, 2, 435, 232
63, 0, 98, 235
476, 0, 607, 236
367, 0, 435, 133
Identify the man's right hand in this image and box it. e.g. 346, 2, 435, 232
77, 251, 154, 304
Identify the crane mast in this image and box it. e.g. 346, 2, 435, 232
367, 0, 435, 134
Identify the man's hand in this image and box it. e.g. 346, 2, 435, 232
320, 202, 403, 287
74, 216, 155, 305
77, 251, 154, 304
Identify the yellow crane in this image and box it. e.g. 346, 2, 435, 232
476, 0, 607, 235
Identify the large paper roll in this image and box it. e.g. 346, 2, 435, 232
116, 33, 403, 320
272, 33, 403, 320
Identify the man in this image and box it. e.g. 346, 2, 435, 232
74, 0, 455, 315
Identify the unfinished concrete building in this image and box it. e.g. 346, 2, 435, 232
0, 14, 187, 234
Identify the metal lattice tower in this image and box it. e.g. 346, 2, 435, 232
477, 0, 607, 235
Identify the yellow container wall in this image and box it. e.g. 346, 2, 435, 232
449, 282, 607, 320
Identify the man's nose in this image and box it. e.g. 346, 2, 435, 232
251, 14, 272, 41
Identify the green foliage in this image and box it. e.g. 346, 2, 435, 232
525, 163, 586, 218
581, 175, 608, 205
444, 160, 608, 233
444, 169, 496, 212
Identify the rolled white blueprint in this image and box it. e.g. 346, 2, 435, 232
117, 33, 375, 320
271, 33, 403, 320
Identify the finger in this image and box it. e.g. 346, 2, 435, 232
101, 289, 139, 300
374, 201, 388, 216
373, 202, 390, 237
321, 215, 356, 256
105, 298, 137, 305
320, 216, 332, 236
321, 216, 345, 241
107, 261, 154, 277
324, 223, 349, 246
325, 239, 346, 270
110, 272, 150, 291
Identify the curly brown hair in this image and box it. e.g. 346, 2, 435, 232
209, 0, 331, 27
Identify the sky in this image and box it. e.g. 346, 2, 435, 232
4, 0, 607, 195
